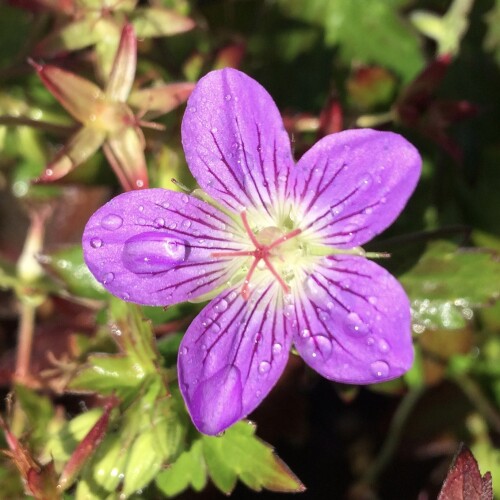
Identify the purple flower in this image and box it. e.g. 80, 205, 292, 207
83, 68, 421, 435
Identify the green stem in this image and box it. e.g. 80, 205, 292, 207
454, 373, 500, 434
359, 386, 424, 486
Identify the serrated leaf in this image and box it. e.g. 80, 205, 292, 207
202, 422, 304, 494
438, 444, 493, 500
279, 0, 424, 80
157, 421, 304, 496
155, 440, 207, 496
400, 241, 500, 330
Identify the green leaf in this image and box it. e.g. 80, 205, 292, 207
156, 421, 304, 496
484, 0, 500, 65
400, 241, 500, 331
410, 0, 474, 56
278, 0, 424, 80
44, 409, 103, 465
40, 245, 107, 299
155, 440, 207, 496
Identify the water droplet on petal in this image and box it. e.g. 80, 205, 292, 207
181, 346, 188, 355
359, 174, 373, 190
258, 361, 271, 375
331, 202, 345, 216
367, 336, 375, 346
368, 296, 378, 305
225, 94, 232, 101
215, 299, 229, 313
370, 360, 390, 378
162, 202, 170, 209
138, 205, 144, 212
154, 218, 165, 228
182, 220, 192, 229
346, 312, 368, 335
272, 342, 282, 355
304, 334, 332, 359
378, 339, 390, 353
123, 232, 188, 273
181, 194, 189, 204
138, 217, 147, 226
168, 222, 177, 230
301, 329, 311, 339
101, 214, 123, 230
254, 332, 262, 344
122, 292, 130, 300
102, 272, 114, 284
90, 238, 103, 248
211, 127, 218, 133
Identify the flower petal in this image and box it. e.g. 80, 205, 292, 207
31, 61, 105, 124
38, 127, 105, 182
128, 82, 195, 118
103, 127, 149, 190
292, 256, 413, 383
178, 284, 293, 435
181, 68, 294, 218
83, 189, 244, 306
289, 129, 421, 247
131, 7, 195, 38
105, 24, 136, 103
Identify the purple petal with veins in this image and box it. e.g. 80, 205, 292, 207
289, 129, 421, 248
292, 255, 413, 383
181, 69, 294, 219
83, 188, 244, 305
178, 282, 294, 435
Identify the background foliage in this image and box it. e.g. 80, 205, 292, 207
0, 0, 499, 498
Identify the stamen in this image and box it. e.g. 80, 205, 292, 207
211, 211, 302, 300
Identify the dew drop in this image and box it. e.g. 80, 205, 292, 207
189, 106, 197, 113
90, 238, 103, 248
122, 292, 130, 300
364, 207, 373, 215
138, 217, 146, 226
168, 222, 177, 230
378, 339, 390, 353
181, 347, 188, 355
122, 232, 188, 273
215, 299, 228, 313
258, 361, 271, 375
346, 312, 368, 335
154, 218, 165, 228
225, 94, 232, 101
368, 296, 378, 305
359, 174, 373, 190
211, 127, 218, 133
367, 336, 375, 346
370, 360, 390, 378
102, 272, 114, 284
331, 202, 345, 216
301, 329, 311, 339
162, 202, 170, 209
182, 220, 192, 229
181, 194, 189, 204
304, 334, 332, 359
272, 342, 282, 355
101, 214, 123, 230
254, 332, 262, 343
138, 205, 144, 212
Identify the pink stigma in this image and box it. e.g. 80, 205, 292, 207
212, 211, 301, 300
